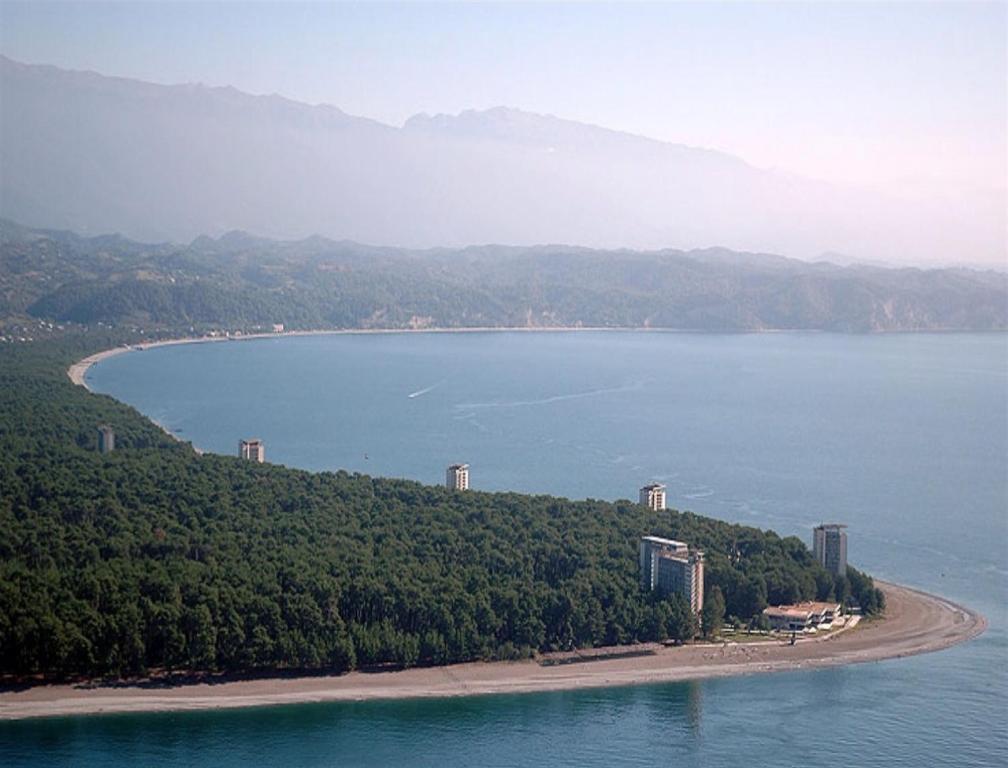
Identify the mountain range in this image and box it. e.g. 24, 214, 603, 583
1, 55, 1002, 266
2, 219, 1004, 333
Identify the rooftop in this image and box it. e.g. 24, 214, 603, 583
765, 601, 841, 618
798, 601, 841, 613
764, 606, 813, 619
640, 535, 688, 549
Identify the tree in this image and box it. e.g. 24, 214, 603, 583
846, 566, 884, 616
702, 586, 726, 638
814, 569, 836, 601
738, 576, 768, 618
184, 603, 216, 670
665, 594, 698, 641
833, 574, 852, 608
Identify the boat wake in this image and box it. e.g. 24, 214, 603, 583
455, 382, 641, 411
408, 381, 445, 399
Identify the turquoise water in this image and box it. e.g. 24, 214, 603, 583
6, 331, 1007, 766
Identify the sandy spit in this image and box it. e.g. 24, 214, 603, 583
0, 582, 986, 721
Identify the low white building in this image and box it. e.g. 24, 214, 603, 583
764, 601, 842, 632
763, 606, 814, 632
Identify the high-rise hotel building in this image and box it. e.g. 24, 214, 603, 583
239, 438, 265, 463
813, 523, 847, 576
639, 483, 667, 511
639, 535, 705, 615
97, 425, 115, 454
446, 463, 469, 490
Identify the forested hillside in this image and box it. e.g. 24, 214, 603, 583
2, 219, 1005, 335
0, 337, 882, 679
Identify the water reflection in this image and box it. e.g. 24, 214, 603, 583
5, 681, 715, 768
686, 680, 703, 736
3, 663, 1004, 768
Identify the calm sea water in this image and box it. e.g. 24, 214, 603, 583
5, 332, 1006, 766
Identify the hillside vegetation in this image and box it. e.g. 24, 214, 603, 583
2, 220, 1005, 335
0, 337, 882, 679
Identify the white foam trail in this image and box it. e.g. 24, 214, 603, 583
455, 382, 640, 410
408, 380, 444, 398
684, 489, 715, 500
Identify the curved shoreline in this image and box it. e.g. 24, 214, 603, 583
66, 325, 812, 391
65, 328, 601, 390
0, 582, 986, 721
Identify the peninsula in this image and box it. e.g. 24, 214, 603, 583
0, 335, 988, 723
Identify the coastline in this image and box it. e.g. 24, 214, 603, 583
65, 325, 812, 391
66, 326, 721, 451
0, 582, 986, 721
66, 327, 590, 390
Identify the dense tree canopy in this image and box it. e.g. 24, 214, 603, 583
0, 337, 884, 680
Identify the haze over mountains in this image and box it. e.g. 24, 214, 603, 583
1, 56, 1002, 267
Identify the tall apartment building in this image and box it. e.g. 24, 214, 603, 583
639, 483, 667, 511
639, 535, 705, 615
97, 425, 115, 454
446, 463, 469, 490
813, 523, 848, 576
239, 438, 265, 463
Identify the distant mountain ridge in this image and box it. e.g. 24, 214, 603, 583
402, 106, 747, 168
1, 56, 1002, 265
2, 219, 1005, 333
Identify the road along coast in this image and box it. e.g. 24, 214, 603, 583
0, 582, 986, 720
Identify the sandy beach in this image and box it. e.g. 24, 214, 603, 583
68, 333, 320, 390
0, 582, 985, 720
67, 344, 133, 388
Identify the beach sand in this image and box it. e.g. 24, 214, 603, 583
0, 582, 985, 720
67, 345, 132, 388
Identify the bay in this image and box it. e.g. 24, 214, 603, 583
5, 331, 1006, 766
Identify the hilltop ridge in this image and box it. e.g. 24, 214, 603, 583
1, 219, 1005, 334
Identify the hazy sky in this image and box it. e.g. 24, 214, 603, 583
1, 1, 1006, 211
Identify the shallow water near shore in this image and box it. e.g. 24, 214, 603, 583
6, 331, 1006, 766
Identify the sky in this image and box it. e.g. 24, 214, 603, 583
0, 0, 1005, 242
